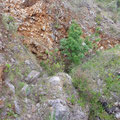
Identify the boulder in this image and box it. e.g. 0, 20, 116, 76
25, 70, 40, 83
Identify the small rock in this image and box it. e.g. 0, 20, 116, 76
15, 117, 21, 120
42, 74, 48, 78
0, 41, 3, 50
100, 46, 104, 50
115, 102, 119, 106
49, 76, 61, 85
14, 100, 21, 115
25, 60, 31, 65
41, 33, 44, 37
10, 58, 15, 63
0, 32, 2, 38
27, 114, 31, 118
51, 34, 55, 40
5, 81, 15, 94
0, 54, 5, 65
114, 107, 120, 113
32, 105, 36, 113
42, 26, 46, 31
115, 112, 120, 119
36, 103, 40, 108
25, 70, 40, 83
1, 110, 7, 117
40, 92, 47, 95
48, 99, 69, 120
82, 42, 86, 46
116, 70, 120, 76
21, 84, 30, 96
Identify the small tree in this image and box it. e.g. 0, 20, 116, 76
60, 21, 92, 64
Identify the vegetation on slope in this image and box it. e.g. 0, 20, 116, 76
96, 0, 120, 22
71, 45, 120, 120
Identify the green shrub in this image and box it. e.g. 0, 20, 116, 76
60, 21, 92, 64
41, 49, 64, 76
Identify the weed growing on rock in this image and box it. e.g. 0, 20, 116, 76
4, 63, 11, 72
18, 82, 25, 89
48, 111, 56, 120
67, 94, 76, 105
6, 102, 18, 118
41, 49, 64, 76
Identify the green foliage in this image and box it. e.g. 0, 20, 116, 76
60, 21, 92, 64
7, 110, 18, 118
18, 82, 25, 89
41, 49, 64, 76
95, 38, 101, 42
48, 111, 56, 120
96, 27, 101, 33
54, 23, 60, 29
72, 74, 115, 120
41, 60, 64, 76
71, 46, 120, 120
6, 103, 18, 118
7, 103, 12, 108
103, 73, 120, 97
6, 64, 11, 69
4, 64, 11, 72
67, 94, 76, 105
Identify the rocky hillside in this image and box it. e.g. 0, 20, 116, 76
0, 2, 89, 119
2, 0, 120, 60
0, 0, 120, 120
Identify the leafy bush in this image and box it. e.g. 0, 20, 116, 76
60, 21, 92, 64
